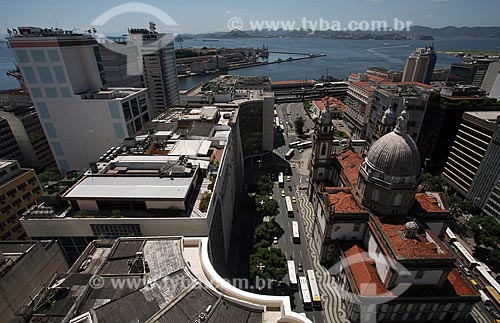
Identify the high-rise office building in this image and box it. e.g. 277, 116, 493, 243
0, 118, 23, 162
446, 112, 500, 219
8, 27, 152, 172
481, 61, 500, 94
129, 27, 179, 114
402, 45, 437, 85
0, 160, 43, 240
443, 111, 500, 197
0, 106, 56, 170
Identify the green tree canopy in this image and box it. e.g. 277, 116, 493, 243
255, 196, 279, 218
249, 247, 287, 281
294, 116, 305, 136
256, 175, 273, 196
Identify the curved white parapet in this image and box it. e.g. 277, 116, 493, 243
186, 237, 313, 323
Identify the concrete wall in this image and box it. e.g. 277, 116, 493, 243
0, 241, 68, 321
21, 217, 209, 238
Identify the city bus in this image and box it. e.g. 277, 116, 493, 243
485, 286, 500, 310
351, 139, 367, 146
285, 149, 295, 160
285, 196, 294, 217
306, 269, 321, 307
452, 241, 479, 267
297, 141, 312, 149
299, 276, 312, 309
278, 172, 284, 188
292, 221, 300, 243
445, 227, 457, 243
289, 140, 302, 148
287, 260, 298, 289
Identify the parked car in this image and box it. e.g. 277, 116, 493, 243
273, 237, 278, 244
460, 264, 473, 276
297, 262, 303, 272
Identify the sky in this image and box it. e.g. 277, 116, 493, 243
0, 0, 499, 35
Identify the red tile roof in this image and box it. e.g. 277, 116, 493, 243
372, 216, 454, 260
415, 192, 449, 214
447, 269, 478, 296
341, 242, 393, 297
353, 82, 377, 92
337, 150, 363, 187
313, 96, 346, 112
325, 188, 365, 213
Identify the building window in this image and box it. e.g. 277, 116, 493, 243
320, 143, 327, 156
44, 87, 58, 98
31, 88, 43, 98
113, 123, 125, 138
16, 49, 30, 63
22, 66, 37, 84
36, 102, 50, 119
60, 87, 71, 98
371, 189, 380, 202
415, 271, 425, 279
37, 66, 54, 83
375, 246, 381, 256
53, 66, 67, 83
51, 141, 64, 157
58, 159, 69, 171
90, 224, 142, 237
47, 50, 60, 62
31, 50, 47, 62
394, 194, 403, 206
108, 101, 121, 119
44, 122, 58, 139
354, 223, 361, 232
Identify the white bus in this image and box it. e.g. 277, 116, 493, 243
289, 140, 302, 148
292, 221, 300, 243
299, 276, 312, 308
278, 172, 284, 188
307, 269, 321, 307
445, 227, 457, 243
275, 117, 280, 129
452, 241, 479, 267
285, 196, 294, 217
285, 149, 295, 160
287, 260, 298, 288
351, 139, 367, 146
297, 141, 312, 149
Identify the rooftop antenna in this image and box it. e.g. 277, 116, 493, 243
53, 14, 60, 28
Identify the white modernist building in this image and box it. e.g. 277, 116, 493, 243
8, 27, 153, 172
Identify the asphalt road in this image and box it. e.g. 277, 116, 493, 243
265, 103, 325, 323
443, 239, 500, 322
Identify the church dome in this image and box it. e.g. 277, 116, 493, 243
365, 131, 421, 178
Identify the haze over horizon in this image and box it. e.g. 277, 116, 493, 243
1, 0, 500, 35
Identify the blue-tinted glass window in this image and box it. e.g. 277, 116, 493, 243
53, 66, 66, 83
44, 88, 58, 98
60, 87, 71, 98
47, 50, 60, 62
37, 66, 54, 83
31, 50, 47, 62
16, 50, 30, 63
36, 102, 50, 119
22, 67, 37, 84
31, 88, 43, 98
44, 122, 58, 138
58, 159, 69, 172
113, 123, 125, 138
108, 101, 121, 119
51, 141, 64, 156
